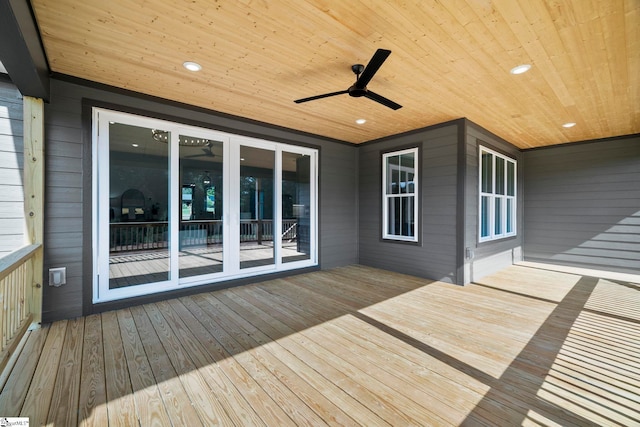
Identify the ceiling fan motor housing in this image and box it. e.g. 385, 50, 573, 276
348, 85, 367, 97
351, 64, 365, 74
349, 63, 367, 97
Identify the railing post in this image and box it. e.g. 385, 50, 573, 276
23, 96, 44, 326
257, 219, 263, 244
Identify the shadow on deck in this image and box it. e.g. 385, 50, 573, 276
0, 264, 638, 425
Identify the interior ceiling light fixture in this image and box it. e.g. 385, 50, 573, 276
183, 61, 202, 72
562, 122, 576, 128
151, 129, 211, 146
356, 119, 367, 124
510, 64, 531, 75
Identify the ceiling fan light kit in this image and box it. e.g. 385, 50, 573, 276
295, 49, 402, 110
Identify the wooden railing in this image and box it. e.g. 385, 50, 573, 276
0, 244, 41, 372
110, 219, 298, 252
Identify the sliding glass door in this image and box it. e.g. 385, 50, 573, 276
106, 122, 170, 289
178, 134, 225, 278
93, 108, 317, 303
282, 151, 312, 264
239, 145, 275, 270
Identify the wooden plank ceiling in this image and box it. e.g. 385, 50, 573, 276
31, 0, 639, 148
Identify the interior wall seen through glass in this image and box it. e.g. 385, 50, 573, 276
108, 123, 170, 289
179, 136, 224, 278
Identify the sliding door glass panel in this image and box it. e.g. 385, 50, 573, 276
240, 146, 275, 269
108, 123, 169, 289
282, 152, 311, 263
179, 136, 224, 278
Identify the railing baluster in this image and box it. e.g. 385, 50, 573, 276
107, 219, 294, 252
0, 244, 41, 370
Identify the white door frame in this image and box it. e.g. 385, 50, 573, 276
92, 107, 318, 303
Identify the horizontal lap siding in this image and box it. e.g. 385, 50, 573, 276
319, 143, 358, 268
523, 136, 640, 274
42, 78, 358, 322
358, 125, 459, 283
43, 86, 84, 320
0, 81, 24, 256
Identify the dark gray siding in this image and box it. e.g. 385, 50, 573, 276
42, 77, 358, 322
463, 123, 524, 283
523, 136, 640, 274
319, 142, 359, 269
0, 80, 24, 256
358, 124, 459, 283
43, 82, 87, 320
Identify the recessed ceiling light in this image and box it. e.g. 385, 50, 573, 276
562, 122, 576, 128
356, 119, 367, 125
131, 143, 139, 147
183, 61, 202, 72
510, 64, 531, 75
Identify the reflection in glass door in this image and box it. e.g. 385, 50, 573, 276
179, 136, 224, 278
282, 151, 311, 263
239, 145, 275, 269
107, 123, 170, 289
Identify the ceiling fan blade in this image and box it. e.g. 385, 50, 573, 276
295, 90, 349, 104
364, 91, 402, 110
184, 148, 215, 158
356, 49, 391, 89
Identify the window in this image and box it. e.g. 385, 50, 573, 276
92, 108, 318, 303
382, 147, 419, 242
479, 146, 516, 242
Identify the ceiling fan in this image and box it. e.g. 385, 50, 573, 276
184, 141, 216, 159
294, 49, 402, 110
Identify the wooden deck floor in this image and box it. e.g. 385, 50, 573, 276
1, 264, 639, 426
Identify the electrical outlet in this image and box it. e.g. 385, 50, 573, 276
465, 247, 474, 260
49, 267, 66, 287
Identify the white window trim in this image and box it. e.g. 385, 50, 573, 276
382, 147, 419, 242
478, 145, 517, 243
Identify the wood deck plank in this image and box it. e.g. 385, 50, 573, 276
182, 294, 336, 426
78, 314, 108, 427
217, 287, 423, 426
46, 317, 85, 427
116, 308, 173, 426
129, 304, 204, 426
142, 302, 237, 426
175, 297, 328, 426
101, 310, 137, 427
19, 320, 67, 424
198, 290, 384, 426
159, 298, 296, 426
0, 325, 49, 416
151, 300, 268, 426
242, 279, 493, 426
2, 265, 638, 426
